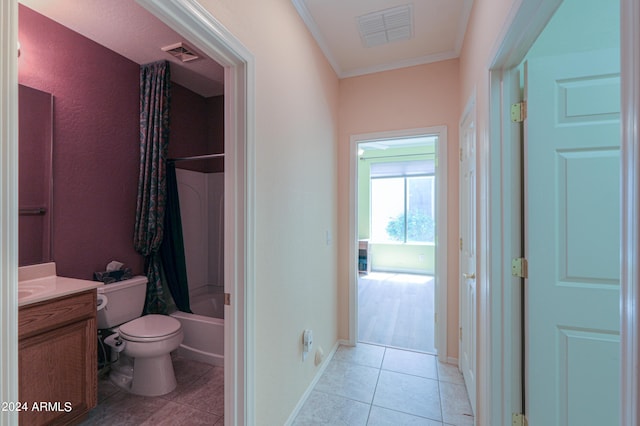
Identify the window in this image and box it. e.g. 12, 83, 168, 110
370, 161, 435, 243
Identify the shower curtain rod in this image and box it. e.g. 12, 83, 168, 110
168, 153, 225, 162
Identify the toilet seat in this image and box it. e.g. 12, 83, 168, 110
119, 314, 182, 342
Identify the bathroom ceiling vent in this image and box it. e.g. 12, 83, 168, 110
357, 4, 413, 48
161, 42, 200, 63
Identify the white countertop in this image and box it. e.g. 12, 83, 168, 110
18, 262, 103, 307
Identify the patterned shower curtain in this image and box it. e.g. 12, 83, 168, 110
134, 61, 171, 314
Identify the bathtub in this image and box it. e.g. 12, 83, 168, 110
170, 290, 224, 367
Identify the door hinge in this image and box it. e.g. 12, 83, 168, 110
460, 147, 463, 162
511, 101, 527, 123
512, 413, 528, 426
460, 237, 463, 251
511, 257, 528, 279
224, 293, 231, 306
459, 327, 462, 340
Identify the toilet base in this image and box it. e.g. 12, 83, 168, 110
130, 353, 177, 396
109, 353, 177, 397
108, 355, 134, 392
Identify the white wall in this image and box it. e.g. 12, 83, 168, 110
207, 172, 224, 290
196, 1, 340, 424
176, 168, 209, 295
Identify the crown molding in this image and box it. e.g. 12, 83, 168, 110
455, 0, 474, 54
291, 0, 343, 77
339, 50, 459, 79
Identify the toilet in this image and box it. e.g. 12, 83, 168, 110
97, 276, 183, 396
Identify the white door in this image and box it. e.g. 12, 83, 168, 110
525, 49, 620, 425
459, 105, 476, 414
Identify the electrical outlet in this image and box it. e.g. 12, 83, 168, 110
303, 329, 313, 361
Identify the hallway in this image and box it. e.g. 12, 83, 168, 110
293, 343, 473, 425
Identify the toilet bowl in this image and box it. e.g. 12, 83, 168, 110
97, 277, 184, 396
107, 315, 183, 396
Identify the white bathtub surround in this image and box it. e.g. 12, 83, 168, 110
172, 169, 225, 368
171, 309, 224, 367
189, 286, 225, 318
176, 168, 224, 295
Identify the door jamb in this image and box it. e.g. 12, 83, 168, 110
484, 0, 639, 424
0, 2, 19, 424
348, 126, 448, 362
458, 92, 477, 414
136, 1, 257, 424
620, 0, 640, 423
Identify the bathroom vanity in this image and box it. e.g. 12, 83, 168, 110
18, 263, 101, 426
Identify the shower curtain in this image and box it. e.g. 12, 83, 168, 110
134, 60, 191, 314
160, 162, 192, 313
134, 60, 170, 314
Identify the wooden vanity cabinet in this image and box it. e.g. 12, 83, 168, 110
18, 290, 97, 426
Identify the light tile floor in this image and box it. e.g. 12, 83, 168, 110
293, 343, 474, 426
78, 355, 224, 425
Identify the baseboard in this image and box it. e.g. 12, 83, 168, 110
284, 340, 342, 425
337, 338, 351, 346
447, 356, 459, 366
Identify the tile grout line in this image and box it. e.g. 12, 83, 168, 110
364, 346, 387, 424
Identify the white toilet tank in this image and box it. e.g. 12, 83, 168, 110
97, 276, 148, 329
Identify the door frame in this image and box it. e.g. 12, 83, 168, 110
0, 2, 20, 423
348, 126, 449, 362
0, 0, 257, 424
458, 93, 477, 414
483, 0, 639, 424
137, 2, 256, 423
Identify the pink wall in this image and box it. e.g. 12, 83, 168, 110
18, 5, 143, 279
337, 59, 461, 357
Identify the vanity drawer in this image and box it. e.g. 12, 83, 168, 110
19, 290, 96, 339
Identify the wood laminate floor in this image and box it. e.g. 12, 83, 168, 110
358, 272, 435, 354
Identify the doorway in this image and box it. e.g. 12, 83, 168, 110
138, 1, 256, 423
0, 0, 255, 424
458, 95, 476, 414
349, 126, 448, 359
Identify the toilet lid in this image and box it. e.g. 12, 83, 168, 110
119, 314, 181, 339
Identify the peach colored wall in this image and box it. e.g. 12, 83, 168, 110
458, 0, 519, 422
459, 0, 514, 106
198, 1, 339, 424
337, 59, 461, 358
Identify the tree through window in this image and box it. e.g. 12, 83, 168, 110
371, 168, 435, 243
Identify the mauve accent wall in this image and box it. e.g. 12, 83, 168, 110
18, 85, 52, 266
170, 84, 224, 174
18, 5, 143, 279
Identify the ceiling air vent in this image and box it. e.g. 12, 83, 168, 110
357, 4, 413, 48
161, 42, 200, 62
